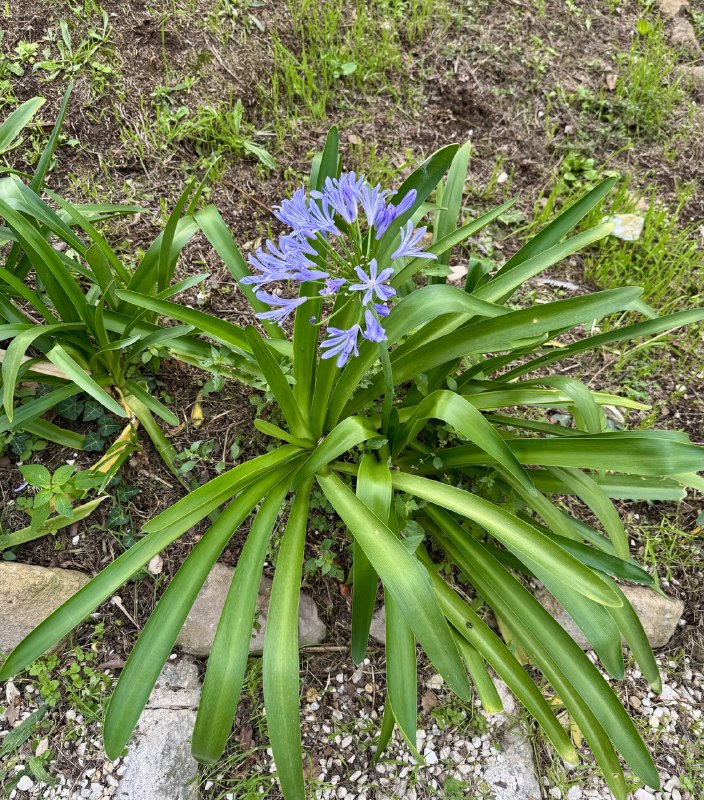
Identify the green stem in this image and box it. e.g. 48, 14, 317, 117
378, 341, 394, 438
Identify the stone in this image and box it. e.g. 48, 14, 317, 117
602, 213, 645, 241
536, 585, 683, 649
482, 683, 541, 800
658, 0, 688, 17
369, 606, 386, 644
116, 658, 200, 800
0, 562, 90, 654
176, 564, 326, 657
670, 18, 700, 50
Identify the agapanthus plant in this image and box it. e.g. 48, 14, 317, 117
244, 171, 435, 365
3, 129, 704, 800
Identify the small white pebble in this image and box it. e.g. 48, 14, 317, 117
17, 776, 34, 792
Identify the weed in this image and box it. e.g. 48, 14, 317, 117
582, 180, 702, 310
304, 537, 344, 581
119, 87, 274, 169
34, 10, 116, 94
613, 18, 689, 138
15, 462, 104, 531
203, 0, 265, 41
266, 0, 443, 128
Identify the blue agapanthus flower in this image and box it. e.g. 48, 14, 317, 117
243, 170, 437, 366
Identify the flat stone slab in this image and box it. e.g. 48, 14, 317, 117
481, 681, 541, 800
0, 562, 90, 654
537, 584, 684, 649
116, 658, 200, 800
176, 563, 326, 657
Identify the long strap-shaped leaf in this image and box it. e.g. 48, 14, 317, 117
141, 445, 303, 539
246, 325, 312, 439
346, 287, 643, 414
0, 451, 298, 680
195, 205, 285, 340
261, 479, 314, 800
354, 459, 419, 758
103, 465, 295, 759
417, 546, 576, 763
351, 456, 385, 663
2, 324, 83, 421
317, 471, 470, 700
502, 307, 704, 381
0, 97, 45, 154
116, 290, 252, 355
433, 141, 471, 274
192, 476, 293, 762
0, 198, 89, 325
392, 390, 537, 497
426, 508, 659, 791
391, 199, 516, 287
45, 345, 126, 419
0, 384, 82, 434
605, 578, 661, 691
430, 434, 704, 476
375, 144, 459, 264
474, 224, 613, 304
326, 285, 508, 430
452, 635, 503, 713
292, 416, 378, 488
493, 176, 617, 281
549, 467, 628, 559
391, 472, 620, 607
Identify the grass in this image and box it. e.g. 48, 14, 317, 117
265, 0, 445, 131
117, 87, 275, 171
582, 178, 703, 311
546, 16, 692, 145
613, 18, 689, 139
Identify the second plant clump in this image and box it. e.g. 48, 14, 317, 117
2, 110, 704, 800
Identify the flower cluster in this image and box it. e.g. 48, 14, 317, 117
242, 171, 436, 366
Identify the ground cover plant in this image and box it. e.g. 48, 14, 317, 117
2, 126, 704, 800
0, 92, 256, 511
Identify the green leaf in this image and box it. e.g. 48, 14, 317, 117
392, 390, 536, 496
103, 465, 297, 760
318, 471, 471, 700
426, 508, 658, 791
350, 456, 386, 663
348, 288, 644, 414
432, 433, 704, 477
19, 464, 51, 488
261, 480, 314, 800
116, 290, 252, 356
193, 477, 292, 762
493, 176, 617, 281
293, 416, 377, 489
195, 205, 285, 340
0, 451, 301, 679
45, 345, 126, 419
453, 635, 503, 713
391, 472, 621, 608
417, 547, 576, 762
0, 98, 45, 154
142, 445, 303, 538
124, 379, 179, 426
434, 141, 471, 270
502, 307, 704, 381
246, 326, 312, 439
2, 324, 84, 422
376, 143, 459, 263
